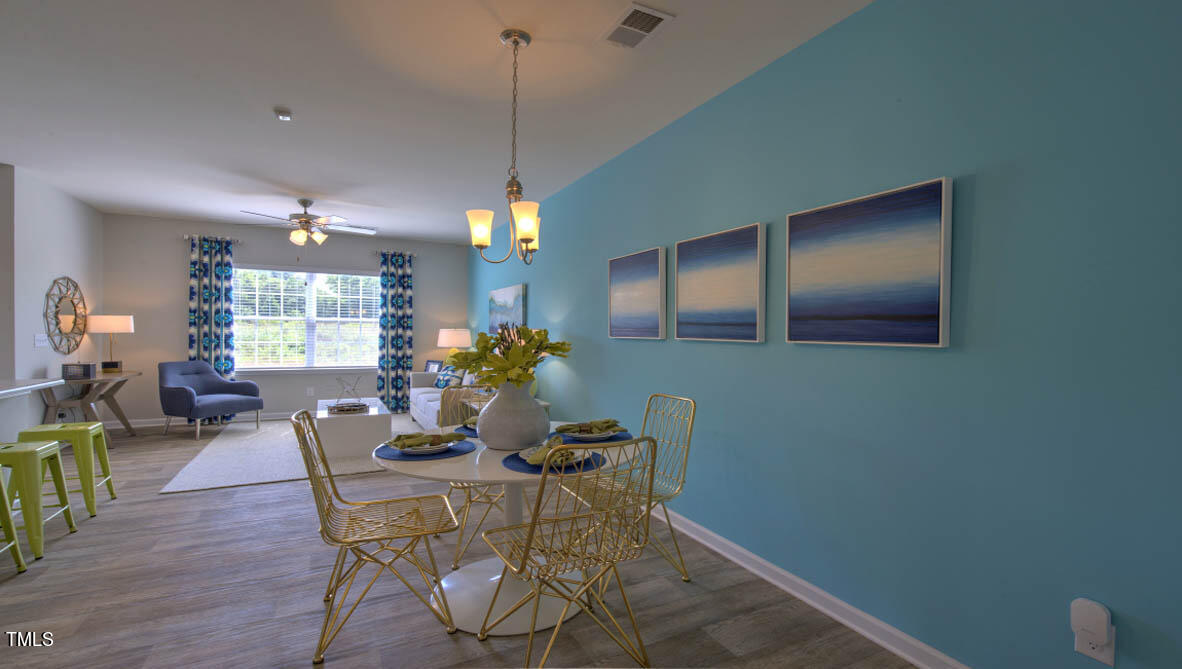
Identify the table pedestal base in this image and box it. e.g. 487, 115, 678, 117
434, 557, 579, 635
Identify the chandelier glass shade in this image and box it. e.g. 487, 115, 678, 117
469, 29, 541, 265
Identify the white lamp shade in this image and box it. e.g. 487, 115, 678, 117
289, 228, 308, 245
437, 328, 472, 348
511, 201, 539, 242
310, 229, 327, 245
87, 315, 134, 334
525, 219, 540, 251
467, 209, 494, 248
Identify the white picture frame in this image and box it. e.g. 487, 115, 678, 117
608, 247, 666, 340
675, 222, 766, 343
786, 177, 951, 347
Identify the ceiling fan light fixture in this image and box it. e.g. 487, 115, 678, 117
289, 227, 308, 246
310, 229, 327, 245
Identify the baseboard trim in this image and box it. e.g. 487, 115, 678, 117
102, 412, 295, 431
655, 508, 971, 669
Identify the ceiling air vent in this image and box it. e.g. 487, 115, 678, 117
604, 3, 674, 48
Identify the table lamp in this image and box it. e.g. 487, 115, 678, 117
88, 315, 135, 373
437, 328, 472, 358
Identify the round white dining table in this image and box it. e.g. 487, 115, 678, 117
371, 420, 578, 635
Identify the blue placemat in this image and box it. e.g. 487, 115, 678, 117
456, 425, 478, 438
548, 431, 633, 444
502, 451, 606, 475
374, 440, 476, 461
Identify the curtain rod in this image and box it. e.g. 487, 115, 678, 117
182, 234, 243, 244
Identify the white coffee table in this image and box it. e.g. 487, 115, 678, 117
315, 397, 392, 462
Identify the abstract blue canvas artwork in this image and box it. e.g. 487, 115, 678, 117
787, 178, 950, 347
676, 223, 765, 342
609, 247, 665, 339
488, 283, 525, 333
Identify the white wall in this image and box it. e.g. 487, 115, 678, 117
0, 165, 14, 379
0, 166, 105, 439
12, 168, 105, 377
101, 213, 468, 424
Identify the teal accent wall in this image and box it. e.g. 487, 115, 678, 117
468, 1, 1182, 666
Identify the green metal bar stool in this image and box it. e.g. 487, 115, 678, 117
17, 421, 116, 517
0, 441, 77, 559
0, 466, 28, 572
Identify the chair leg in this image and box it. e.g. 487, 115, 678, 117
195, 420, 201, 440
477, 564, 511, 641
11, 453, 46, 559
612, 565, 651, 667
256, 409, 261, 429
324, 546, 347, 602
94, 429, 116, 500
451, 487, 474, 569
0, 475, 27, 573
46, 452, 77, 533
523, 580, 543, 668
70, 436, 98, 518
162, 416, 172, 435
660, 502, 691, 582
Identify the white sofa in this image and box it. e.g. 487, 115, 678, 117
408, 371, 475, 430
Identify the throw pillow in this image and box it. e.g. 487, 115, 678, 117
462, 371, 476, 386
433, 365, 464, 389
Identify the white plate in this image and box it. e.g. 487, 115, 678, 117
392, 440, 457, 456
567, 431, 618, 442
520, 445, 589, 466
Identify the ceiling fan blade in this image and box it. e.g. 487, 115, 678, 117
323, 224, 377, 236
313, 215, 347, 225
240, 210, 294, 222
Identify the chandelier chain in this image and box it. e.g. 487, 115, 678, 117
509, 40, 519, 179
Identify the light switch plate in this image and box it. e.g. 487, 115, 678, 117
34, 333, 49, 348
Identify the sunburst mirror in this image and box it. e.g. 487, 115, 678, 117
44, 276, 87, 354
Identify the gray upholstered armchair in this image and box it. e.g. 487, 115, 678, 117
158, 361, 264, 439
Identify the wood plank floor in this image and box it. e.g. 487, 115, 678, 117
0, 425, 913, 668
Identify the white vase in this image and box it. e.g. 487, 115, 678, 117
477, 382, 549, 451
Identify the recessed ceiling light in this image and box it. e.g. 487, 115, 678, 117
273, 106, 293, 121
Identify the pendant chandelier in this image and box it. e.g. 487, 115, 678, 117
468, 29, 540, 265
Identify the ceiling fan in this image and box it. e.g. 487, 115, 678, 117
240, 198, 377, 246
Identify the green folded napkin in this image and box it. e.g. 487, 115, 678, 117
555, 419, 625, 434
526, 434, 576, 466
463, 415, 478, 428
386, 432, 466, 450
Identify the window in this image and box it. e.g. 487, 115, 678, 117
233, 268, 381, 369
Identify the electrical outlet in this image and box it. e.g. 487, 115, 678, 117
1075, 628, 1115, 665
306, 386, 315, 397
1071, 598, 1115, 666
34, 333, 49, 348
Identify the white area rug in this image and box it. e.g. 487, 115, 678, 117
160, 414, 422, 494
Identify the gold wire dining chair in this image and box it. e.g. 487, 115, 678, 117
289, 410, 459, 664
477, 436, 658, 668
439, 384, 507, 569
639, 393, 697, 582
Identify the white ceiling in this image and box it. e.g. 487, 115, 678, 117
0, 0, 867, 242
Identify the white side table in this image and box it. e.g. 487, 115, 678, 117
315, 397, 392, 463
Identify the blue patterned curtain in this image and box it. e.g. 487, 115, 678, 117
188, 236, 235, 379
378, 251, 413, 412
